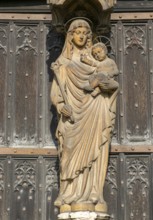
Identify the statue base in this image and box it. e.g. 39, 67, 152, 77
60, 202, 107, 213
58, 212, 110, 220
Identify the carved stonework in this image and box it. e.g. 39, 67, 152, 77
47, 0, 116, 34
47, 0, 116, 9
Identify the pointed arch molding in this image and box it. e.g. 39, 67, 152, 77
47, 0, 116, 34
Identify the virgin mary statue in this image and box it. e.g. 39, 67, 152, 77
50, 19, 119, 213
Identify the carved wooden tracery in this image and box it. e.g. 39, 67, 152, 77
0, 163, 4, 192
16, 26, 38, 55
14, 161, 36, 191
46, 160, 59, 192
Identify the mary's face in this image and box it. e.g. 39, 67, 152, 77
72, 27, 89, 48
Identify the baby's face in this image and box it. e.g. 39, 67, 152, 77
92, 46, 106, 61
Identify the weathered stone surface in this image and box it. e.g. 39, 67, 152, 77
47, 0, 116, 34
47, 0, 116, 10
51, 18, 119, 214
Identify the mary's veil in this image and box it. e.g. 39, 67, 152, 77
59, 19, 93, 60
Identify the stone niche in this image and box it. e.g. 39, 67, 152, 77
47, 1, 117, 220
47, 0, 116, 34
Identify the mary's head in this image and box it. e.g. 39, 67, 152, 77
61, 19, 92, 59
68, 19, 92, 48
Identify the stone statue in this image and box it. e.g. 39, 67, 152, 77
50, 19, 119, 215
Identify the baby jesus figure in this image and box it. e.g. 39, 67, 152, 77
81, 42, 119, 96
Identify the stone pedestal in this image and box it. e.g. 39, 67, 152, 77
58, 212, 110, 220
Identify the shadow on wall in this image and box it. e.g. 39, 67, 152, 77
46, 26, 65, 146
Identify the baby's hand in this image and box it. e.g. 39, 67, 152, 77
80, 54, 88, 63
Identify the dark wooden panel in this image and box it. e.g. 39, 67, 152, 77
0, 24, 8, 145
115, 2, 153, 12
0, 155, 152, 220
45, 159, 59, 220
13, 25, 39, 145
0, 10, 153, 220
11, 159, 37, 220
0, 160, 4, 220
0, 18, 153, 148
110, 24, 120, 144
111, 12, 153, 20
104, 157, 119, 220
148, 20, 153, 142
116, 21, 124, 144
125, 156, 150, 220
123, 25, 150, 143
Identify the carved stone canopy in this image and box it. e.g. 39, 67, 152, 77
47, 0, 116, 10
47, 0, 116, 34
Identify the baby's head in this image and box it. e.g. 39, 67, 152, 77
91, 42, 107, 61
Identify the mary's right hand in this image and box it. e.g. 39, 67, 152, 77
89, 75, 99, 89
61, 104, 72, 118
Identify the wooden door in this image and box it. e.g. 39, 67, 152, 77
0, 5, 153, 220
